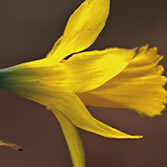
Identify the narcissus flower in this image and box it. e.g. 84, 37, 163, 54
0, 0, 166, 166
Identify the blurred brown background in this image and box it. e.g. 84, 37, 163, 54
0, 0, 167, 167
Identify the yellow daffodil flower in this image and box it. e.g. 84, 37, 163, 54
0, 0, 166, 166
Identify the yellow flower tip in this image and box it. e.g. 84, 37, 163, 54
139, 44, 149, 51
155, 65, 164, 75
138, 44, 160, 56
122, 134, 143, 140
134, 135, 143, 139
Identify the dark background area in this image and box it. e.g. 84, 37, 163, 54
0, 0, 167, 167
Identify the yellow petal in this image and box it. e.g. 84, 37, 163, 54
79, 45, 167, 117
42, 92, 141, 139
64, 48, 136, 92
2, 48, 136, 94
47, 0, 110, 62
52, 111, 85, 167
